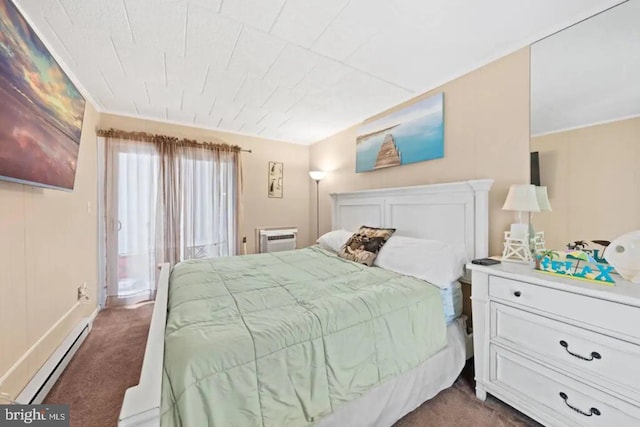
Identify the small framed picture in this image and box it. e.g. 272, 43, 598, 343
268, 161, 283, 198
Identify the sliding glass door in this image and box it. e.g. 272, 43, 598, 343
105, 142, 160, 305
100, 135, 239, 306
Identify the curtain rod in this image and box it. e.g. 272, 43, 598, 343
97, 128, 252, 154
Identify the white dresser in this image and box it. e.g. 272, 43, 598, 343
469, 262, 640, 427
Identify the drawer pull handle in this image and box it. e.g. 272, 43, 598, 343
513, 291, 522, 297
559, 340, 602, 361
559, 392, 601, 417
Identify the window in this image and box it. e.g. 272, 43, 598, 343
100, 135, 240, 306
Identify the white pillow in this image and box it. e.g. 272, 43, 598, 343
317, 229, 353, 253
374, 235, 469, 288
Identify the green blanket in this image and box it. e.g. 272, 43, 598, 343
161, 247, 447, 427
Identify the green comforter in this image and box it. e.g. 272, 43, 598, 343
161, 247, 447, 427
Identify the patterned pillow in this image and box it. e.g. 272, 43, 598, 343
337, 226, 396, 266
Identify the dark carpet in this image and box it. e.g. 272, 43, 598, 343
45, 303, 538, 426
44, 303, 154, 427
395, 364, 539, 427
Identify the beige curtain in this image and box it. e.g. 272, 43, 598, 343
156, 140, 181, 267
99, 129, 242, 305
156, 138, 243, 263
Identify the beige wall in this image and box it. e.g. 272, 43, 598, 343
0, 104, 100, 398
99, 114, 311, 252
309, 48, 531, 254
0, 45, 533, 398
1, 109, 311, 398
531, 116, 640, 250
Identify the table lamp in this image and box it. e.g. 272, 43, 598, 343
535, 186, 552, 212
502, 184, 540, 262
503, 184, 540, 235
532, 186, 551, 231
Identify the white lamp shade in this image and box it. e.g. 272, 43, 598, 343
535, 186, 552, 212
502, 184, 540, 212
309, 171, 326, 181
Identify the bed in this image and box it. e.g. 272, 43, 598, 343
118, 179, 493, 427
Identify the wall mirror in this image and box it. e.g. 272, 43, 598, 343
530, 0, 640, 253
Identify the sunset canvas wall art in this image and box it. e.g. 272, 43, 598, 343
356, 93, 444, 173
0, 0, 86, 190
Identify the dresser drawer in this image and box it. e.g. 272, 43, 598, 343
488, 275, 640, 341
491, 302, 640, 402
490, 346, 640, 426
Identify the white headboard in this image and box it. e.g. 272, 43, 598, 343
330, 179, 494, 263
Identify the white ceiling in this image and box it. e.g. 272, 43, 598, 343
16, 0, 624, 145
531, 0, 640, 136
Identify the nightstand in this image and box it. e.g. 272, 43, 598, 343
468, 261, 640, 426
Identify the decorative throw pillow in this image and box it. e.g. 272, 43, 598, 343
337, 225, 396, 266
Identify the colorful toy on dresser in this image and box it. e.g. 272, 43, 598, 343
535, 240, 616, 286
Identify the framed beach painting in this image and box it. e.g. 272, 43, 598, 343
0, 0, 86, 190
356, 92, 444, 173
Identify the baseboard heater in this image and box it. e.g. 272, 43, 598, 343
16, 317, 92, 404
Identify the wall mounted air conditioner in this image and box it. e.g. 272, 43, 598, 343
258, 228, 297, 253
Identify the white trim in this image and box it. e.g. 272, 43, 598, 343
97, 137, 107, 308
100, 108, 298, 146
0, 302, 80, 388
329, 179, 493, 198
15, 306, 100, 404
531, 112, 640, 138
86, 306, 100, 332
118, 263, 170, 427
17, 318, 87, 404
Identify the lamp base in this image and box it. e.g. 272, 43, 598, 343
502, 227, 533, 263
